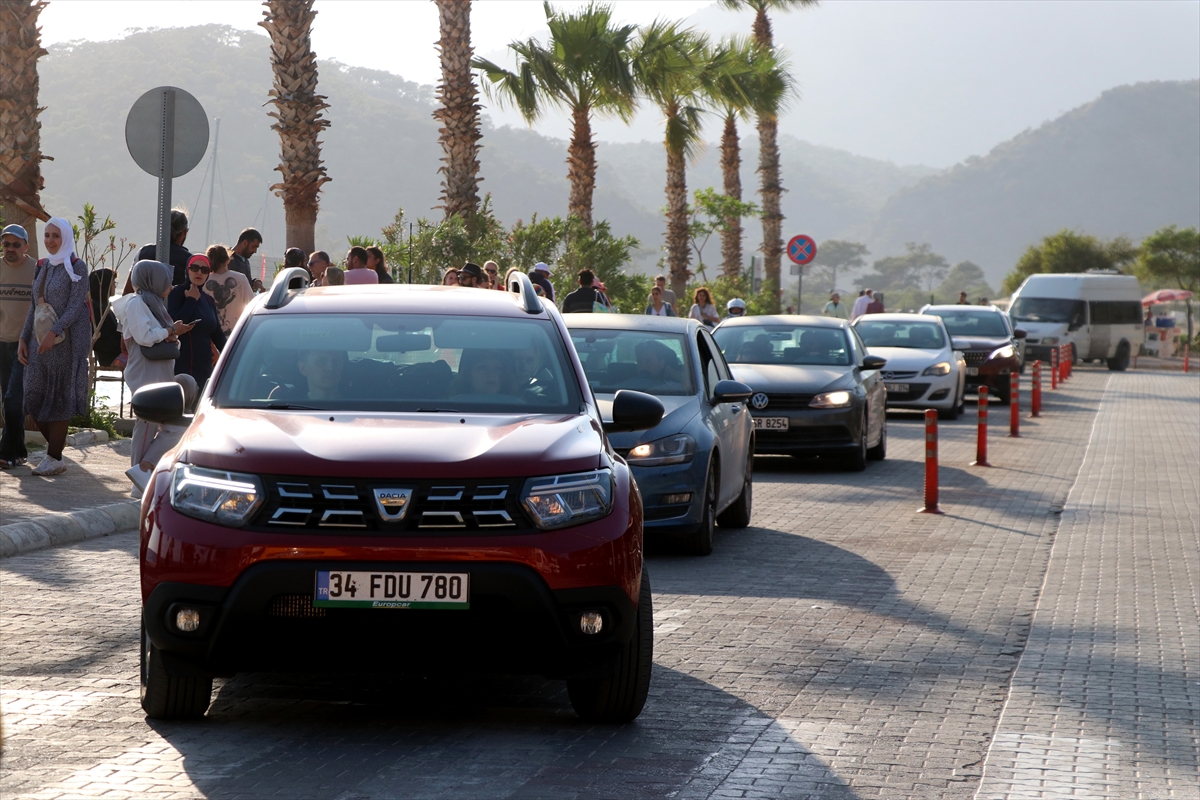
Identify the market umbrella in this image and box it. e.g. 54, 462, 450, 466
1142, 289, 1194, 306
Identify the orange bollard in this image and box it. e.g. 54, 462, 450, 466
1050, 348, 1058, 390
1031, 361, 1042, 417
919, 409, 942, 514
1009, 371, 1020, 437
972, 386, 992, 467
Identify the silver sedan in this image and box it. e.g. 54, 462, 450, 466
853, 313, 967, 420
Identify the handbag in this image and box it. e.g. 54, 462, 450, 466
141, 339, 181, 360
33, 264, 65, 346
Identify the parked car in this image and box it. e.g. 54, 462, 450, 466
853, 313, 966, 419
1008, 272, 1143, 371
565, 315, 755, 556
919, 305, 1025, 404
712, 315, 887, 470
131, 271, 665, 723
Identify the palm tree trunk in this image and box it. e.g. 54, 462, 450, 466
753, 6, 782, 312
433, 0, 482, 221
566, 103, 595, 231
720, 112, 743, 278
0, 0, 50, 257
666, 144, 690, 300
261, 0, 330, 255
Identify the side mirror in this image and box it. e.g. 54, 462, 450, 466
711, 379, 753, 404
132, 382, 190, 425
1013, 328, 1028, 340
605, 389, 665, 433
861, 355, 888, 370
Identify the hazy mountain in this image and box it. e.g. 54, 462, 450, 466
36, 25, 933, 274
868, 81, 1200, 285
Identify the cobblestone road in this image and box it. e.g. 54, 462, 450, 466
2, 369, 1196, 799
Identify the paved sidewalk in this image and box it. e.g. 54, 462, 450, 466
0, 440, 135, 527
976, 371, 1200, 799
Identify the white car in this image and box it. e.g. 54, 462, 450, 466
853, 313, 967, 420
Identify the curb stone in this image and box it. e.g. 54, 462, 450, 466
23, 428, 111, 447
0, 500, 139, 559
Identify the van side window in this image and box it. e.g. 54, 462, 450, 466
1089, 301, 1142, 326
1068, 301, 1087, 330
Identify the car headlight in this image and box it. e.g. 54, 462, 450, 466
626, 434, 696, 467
922, 361, 952, 376
170, 463, 264, 527
521, 469, 614, 531
810, 391, 852, 408
989, 345, 1015, 360
1041, 337, 1059, 345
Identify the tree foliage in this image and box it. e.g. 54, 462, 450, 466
808, 239, 868, 293
861, 242, 949, 294
938, 260, 993, 302
1134, 225, 1200, 293
685, 187, 759, 282
1001, 229, 1137, 295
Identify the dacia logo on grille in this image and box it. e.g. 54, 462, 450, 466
750, 392, 769, 410
373, 488, 414, 522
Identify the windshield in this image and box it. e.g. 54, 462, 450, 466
569, 329, 695, 396
214, 313, 581, 413
855, 320, 945, 349
713, 325, 851, 366
1011, 297, 1086, 327
926, 310, 1010, 337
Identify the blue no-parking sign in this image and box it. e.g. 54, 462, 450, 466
788, 234, 817, 265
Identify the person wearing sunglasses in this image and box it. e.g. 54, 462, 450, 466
168, 253, 226, 395
483, 260, 502, 290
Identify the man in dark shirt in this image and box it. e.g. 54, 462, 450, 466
230, 228, 264, 292
562, 269, 600, 313
528, 262, 555, 303
135, 209, 192, 285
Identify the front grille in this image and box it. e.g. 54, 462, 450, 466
880, 371, 919, 380
253, 477, 531, 534
269, 594, 327, 618
755, 393, 814, 410
963, 352, 989, 366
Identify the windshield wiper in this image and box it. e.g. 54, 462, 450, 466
265, 402, 318, 410
415, 407, 459, 413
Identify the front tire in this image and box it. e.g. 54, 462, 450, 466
844, 412, 868, 472
141, 621, 212, 720
867, 414, 887, 461
938, 387, 961, 421
567, 570, 653, 723
683, 464, 717, 555
717, 450, 753, 528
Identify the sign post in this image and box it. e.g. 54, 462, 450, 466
126, 87, 209, 263
787, 235, 816, 313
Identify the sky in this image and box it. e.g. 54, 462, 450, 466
39, 0, 1200, 168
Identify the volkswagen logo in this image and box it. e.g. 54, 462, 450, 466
750, 392, 769, 410
883, 371, 895, 380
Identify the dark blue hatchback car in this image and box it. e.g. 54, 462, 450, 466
564, 315, 755, 555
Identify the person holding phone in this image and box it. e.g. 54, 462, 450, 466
168, 253, 226, 397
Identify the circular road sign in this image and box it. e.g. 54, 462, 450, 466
125, 87, 209, 177
787, 234, 817, 265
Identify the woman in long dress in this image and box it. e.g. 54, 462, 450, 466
111, 260, 194, 491
17, 217, 91, 476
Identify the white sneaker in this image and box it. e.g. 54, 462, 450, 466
130, 485, 143, 500
32, 456, 66, 476
125, 465, 151, 491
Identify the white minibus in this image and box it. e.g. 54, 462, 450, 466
1008, 273, 1143, 371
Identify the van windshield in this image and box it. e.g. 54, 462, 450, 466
1011, 298, 1086, 327
213, 313, 581, 413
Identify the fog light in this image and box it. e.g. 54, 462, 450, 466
579, 611, 604, 635
663, 493, 692, 505
175, 608, 201, 633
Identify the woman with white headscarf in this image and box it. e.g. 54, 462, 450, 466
17, 217, 90, 476
111, 260, 194, 490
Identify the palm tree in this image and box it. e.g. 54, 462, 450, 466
474, 2, 637, 232
633, 21, 712, 300
434, 0, 482, 221
704, 37, 790, 278
719, 0, 816, 310
260, 0, 331, 254
0, 0, 50, 255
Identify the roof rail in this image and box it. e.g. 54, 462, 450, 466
264, 267, 310, 309
508, 271, 544, 315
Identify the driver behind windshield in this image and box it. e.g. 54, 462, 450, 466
297, 349, 347, 400
450, 349, 519, 398
513, 343, 553, 397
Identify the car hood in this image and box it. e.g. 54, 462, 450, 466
728, 364, 854, 394
951, 337, 1009, 351
177, 407, 603, 479
595, 394, 699, 449
865, 347, 946, 370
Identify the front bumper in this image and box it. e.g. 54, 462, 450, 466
628, 459, 707, 532
144, 560, 636, 679
882, 372, 958, 410
748, 404, 860, 456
